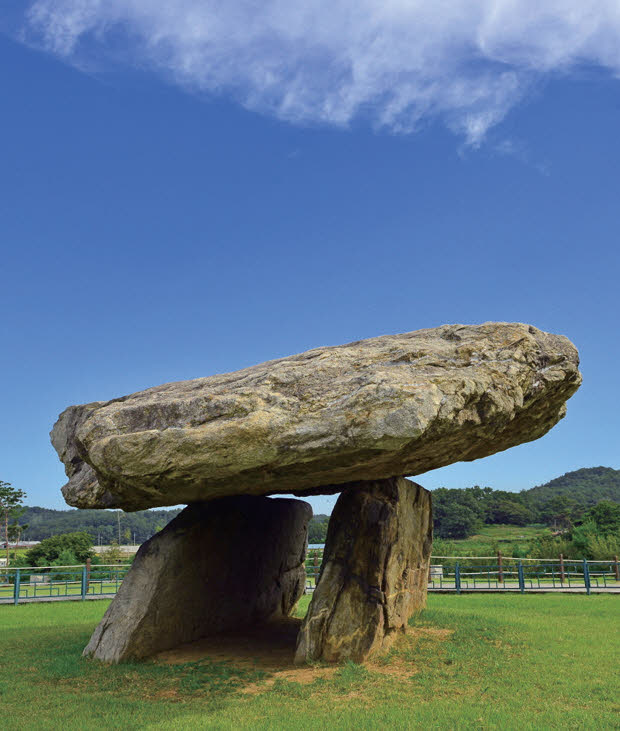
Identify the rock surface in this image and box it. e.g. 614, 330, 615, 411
295, 477, 432, 664
51, 322, 581, 510
83, 496, 310, 662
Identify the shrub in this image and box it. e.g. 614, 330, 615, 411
25, 532, 94, 566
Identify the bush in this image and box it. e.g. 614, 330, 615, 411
25, 532, 94, 566
54, 549, 78, 566
435, 502, 481, 539
582, 501, 620, 536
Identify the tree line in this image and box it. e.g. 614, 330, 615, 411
432, 466, 620, 540
13, 506, 182, 544
3, 467, 618, 560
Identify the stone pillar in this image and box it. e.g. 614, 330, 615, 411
295, 477, 432, 664
84, 496, 311, 663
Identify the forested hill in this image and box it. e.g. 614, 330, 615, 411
19, 506, 182, 543
522, 467, 620, 510
16, 467, 619, 544
19, 505, 330, 544
426, 466, 620, 540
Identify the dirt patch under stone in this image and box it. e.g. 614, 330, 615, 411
156, 617, 305, 670
406, 626, 454, 641
370, 626, 454, 679
154, 618, 455, 696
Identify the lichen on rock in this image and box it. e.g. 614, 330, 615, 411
51, 322, 581, 510
295, 477, 432, 664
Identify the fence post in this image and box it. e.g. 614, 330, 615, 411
455, 562, 461, 594
86, 557, 91, 594
497, 551, 503, 584
559, 554, 565, 584
614, 555, 619, 582
583, 559, 591, 595
13, 569, 21, 606
518, 561, 525, 593
81, 564, 87, 600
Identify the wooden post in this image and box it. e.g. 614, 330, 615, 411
497, 550, 503, 583
559, 553, 565, 584
614, 556, 620, 582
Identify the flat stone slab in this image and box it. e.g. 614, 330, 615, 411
295, 477, 432, 663
83, 496, 311, 662
51, 322, 581, 510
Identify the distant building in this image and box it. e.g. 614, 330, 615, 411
93, 545, 140, 555
1, 541, 40, 548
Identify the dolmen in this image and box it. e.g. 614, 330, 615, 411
51, 322, 581, 663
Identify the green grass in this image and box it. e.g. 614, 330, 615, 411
0, 594, 618, 730
434, 523, 551, 557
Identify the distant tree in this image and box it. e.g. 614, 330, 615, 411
581, 501, 620, 536
486, 499, 532, 526
437, 503, 482, 539
541, 496, 580, 530
99, 541, 123, 564
0, 481, 27, 565
8, 520, 28, 545
432, 488, 484, 539
25, 532, 94, 566
308, 515, 330, 543
54, 548, 78, 566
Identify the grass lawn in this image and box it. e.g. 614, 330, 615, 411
0, 594, 617, 730
434, 524, 552, 557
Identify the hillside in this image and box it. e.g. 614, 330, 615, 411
523, 466, 620, 510
15, 467, 619, 544
18, 505, 331, 545
19, 506, 182, 544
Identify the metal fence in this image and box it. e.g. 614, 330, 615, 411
0, 563, 130, 605
2, 552, 619, 605
427, 558, 620, 594
305, 549, 620, 595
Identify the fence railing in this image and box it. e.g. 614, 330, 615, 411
427, 559, 619, 593
0, 563, 130, 605
305, 549, 620, 594
2, 552, 619, 605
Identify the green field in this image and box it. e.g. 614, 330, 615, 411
1, 593, 618, 729
433, 523, 552, 557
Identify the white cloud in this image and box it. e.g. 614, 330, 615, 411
20, 0, 620, 144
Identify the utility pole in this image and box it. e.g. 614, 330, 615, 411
117, 510, 121, 544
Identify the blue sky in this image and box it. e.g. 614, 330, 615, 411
1, 3, 619, 514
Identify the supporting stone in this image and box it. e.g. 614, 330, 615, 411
295, 477, 432, 664
84, 496, 311, 663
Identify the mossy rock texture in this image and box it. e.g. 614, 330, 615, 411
83, 496, 311, 663
296, 477, 432, 663
51, 322, 580, 510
